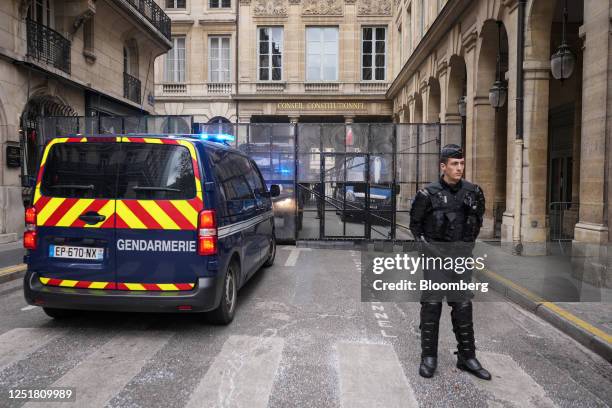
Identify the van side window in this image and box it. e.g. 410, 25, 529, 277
214, 152, 254, 201
244, 159, 266, 197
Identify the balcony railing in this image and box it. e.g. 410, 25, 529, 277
124, 72, 142, 104
239, 81, 389, 95
305, 82, 340, 93
162, 83, 187, 93
26, 18, 71, 74
207, 82, 233, 94
155, 82, 235, 97
123, 0, 171, 41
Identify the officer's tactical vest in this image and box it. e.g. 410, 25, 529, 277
422, 180, 481, 242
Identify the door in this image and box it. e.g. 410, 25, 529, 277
245, 158, 273, 265
321, 153, 368, 239
211, 151, 260, 277
114, 138, 204, 289
30, 137, 120, 287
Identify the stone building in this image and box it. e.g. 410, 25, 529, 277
154, 0, 395, 127
387, 0, 610, 283
0, 0, 172, 243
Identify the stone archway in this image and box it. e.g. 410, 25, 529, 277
20, 94, 76, 193
425, 77, 441, 123
412, 92, 423, 123
446, 55, 466, 123
473, 19, 509, 239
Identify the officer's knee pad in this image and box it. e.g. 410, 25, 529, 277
420, 302, 442, 321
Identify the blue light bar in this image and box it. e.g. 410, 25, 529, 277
199, 133, 235, 143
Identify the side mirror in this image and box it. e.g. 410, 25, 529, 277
269, 184, 281, 198
394, 184, 401, 194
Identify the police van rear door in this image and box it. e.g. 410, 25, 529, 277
114, 138, 204, 291
31, 137, 121, 288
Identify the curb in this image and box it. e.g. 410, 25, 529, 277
475, 268, 612, 364
0, 264, 26, 285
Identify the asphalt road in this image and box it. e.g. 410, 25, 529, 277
0, 247, 610, 407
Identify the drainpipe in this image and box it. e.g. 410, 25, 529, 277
513, 0, 526, 254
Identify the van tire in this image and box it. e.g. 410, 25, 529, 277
43, 307, 75, 319
264, 233, 276, 267
207, 261, 238, 325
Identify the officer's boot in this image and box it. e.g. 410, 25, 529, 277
450, 301, 491, 380
419, 302, 442, 378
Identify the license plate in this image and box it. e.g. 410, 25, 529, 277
49, 245, 104, 260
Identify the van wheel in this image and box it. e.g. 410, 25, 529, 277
43, 307, 75, 319
207, 261, 238, 325
264, 234, 276, 267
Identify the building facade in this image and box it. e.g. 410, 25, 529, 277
154, 0, 396, 126
0, 0, 172, 243
387, 0, 611, 284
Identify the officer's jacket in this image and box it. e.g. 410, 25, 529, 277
409, 178, 485, 243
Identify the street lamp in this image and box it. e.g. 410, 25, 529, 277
489, 21, 507, 110
550, 0, 575, 81
457, 96, 467, 117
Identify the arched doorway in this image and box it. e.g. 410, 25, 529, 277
546, 0, 583, 243
446, 55, 467, 148
474, 20, 508, 239
20, 94, 76, 201
426, 77, 441, 123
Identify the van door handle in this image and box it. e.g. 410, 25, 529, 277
79, 212, 106, 225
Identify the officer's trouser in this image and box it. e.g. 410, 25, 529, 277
420, 301, 477, 359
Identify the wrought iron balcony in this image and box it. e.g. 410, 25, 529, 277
122, 0, 171, 41
124, 72, 142, 104
26, 18, 71, 74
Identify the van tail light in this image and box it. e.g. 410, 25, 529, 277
25, 206, 37, 225
198, 210, 217, 256
24, 206, 37, 250
24, 231, 37, 250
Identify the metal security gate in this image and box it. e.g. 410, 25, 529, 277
34, 116, 460, 243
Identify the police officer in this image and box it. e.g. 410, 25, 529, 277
409, 144, 491, 380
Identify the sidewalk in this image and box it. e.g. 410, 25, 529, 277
473, 241, 612, 363
0, 240, 26, 284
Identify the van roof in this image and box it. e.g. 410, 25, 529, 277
54, 134, 242, 152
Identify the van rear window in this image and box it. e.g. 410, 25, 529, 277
41, 143, 122, 199
117, 144, 196, 200
41, 143, 196, 200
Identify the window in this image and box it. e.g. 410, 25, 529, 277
117, 145, 196, 200
83, 17, 94, 54
28, 0, 54, 27
306, 27, 338, 81
201, 116, 233, 135
419, 0, 425, 37
245, 160, 267, 197
211, 152, 255, 202
41, 143, 122, 199
398, 25, 402, 65
407, 6, 412, 53
209, 36, 230, 82
362, 27, 386, 81
258, 27, 283, 81
165, 37, 186, 82
209, 0, 230, 8
165, 0, 186, 8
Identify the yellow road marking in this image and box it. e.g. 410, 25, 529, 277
482, 268, 612, 345
0, 264, 26, 276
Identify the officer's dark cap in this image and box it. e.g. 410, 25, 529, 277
440, 144, 464, 163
